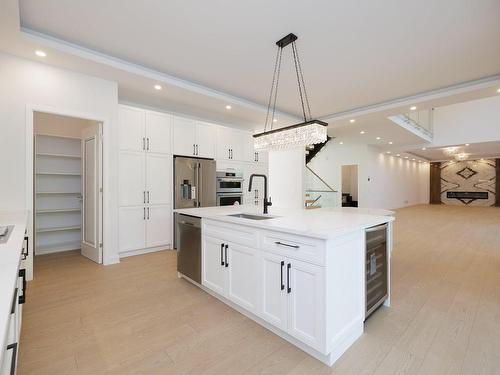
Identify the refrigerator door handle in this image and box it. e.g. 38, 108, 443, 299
198, 162, 202, 207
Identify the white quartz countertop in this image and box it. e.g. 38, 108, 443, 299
174, 205, 394, 240
0, 210, 28, 363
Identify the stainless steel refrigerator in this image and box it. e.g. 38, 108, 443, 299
173, 156, 216, 247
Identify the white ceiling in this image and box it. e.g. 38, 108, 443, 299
17, 0, 500, 119
409, 141, 500, 161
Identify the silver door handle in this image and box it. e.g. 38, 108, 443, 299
193, 144, 196, 155
143, 191, 146, 204
142, 137, 145, 150
147, 138, 150, 151
147, 191, 150, 203
147, 207, 150, 220
143, 207, 146, 220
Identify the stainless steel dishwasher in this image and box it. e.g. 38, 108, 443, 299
365, 223, 388, 319
176, 214, 201, 283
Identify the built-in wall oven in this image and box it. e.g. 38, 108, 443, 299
216, 171, 243, 206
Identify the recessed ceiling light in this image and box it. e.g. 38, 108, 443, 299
386, 151, 391, 154
349, 119, 356, 123
35, 50, 46, 57
388, 141, 393, 145
497, 88, 500, 93
410, 106, 417, 111
465, 143, 470, 146
339, 141, 344, 145
396, 154, 401, 157
376, 137, 381, 140
273, 119, 278, 123
412, 158, 415, 161
154, 84, 162, 90
225, 105, 232, 110
404, 156, 409, 159
360, 131, 365, 134
418, 160, 422, 163
421, 147, 426, 150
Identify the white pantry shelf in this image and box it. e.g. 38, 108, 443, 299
36, 240, 81, 255
36, 152, 81, 159
36, 192, 81, 195
36, 172, 81, 176
36, 208, 81, 214
36, 225, 81, 233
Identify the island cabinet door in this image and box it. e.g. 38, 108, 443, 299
226, 243, 260, 314
260, 252, 288, 332
202, 236, 227, 296
287, 260, 325, 352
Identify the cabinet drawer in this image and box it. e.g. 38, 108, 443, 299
261, 231, 325, 265
203, 219, 258, 248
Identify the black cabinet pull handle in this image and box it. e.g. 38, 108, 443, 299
6, 342, 17, 375
280, 261, 285, 290
10, 288, 18, 314
224, 244, 228, 267
287, 263, 291, 294
275, 241, 300, 249
22, 235, 29, 260
220, 243, 225, 266
18, 269, 26, 304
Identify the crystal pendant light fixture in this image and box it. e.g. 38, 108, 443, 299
254, 33, 327, 151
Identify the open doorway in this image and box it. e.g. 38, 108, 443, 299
341, 165, 358, 207
33, 111, 103, 264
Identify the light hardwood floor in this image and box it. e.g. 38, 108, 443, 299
18, 205, 500, 374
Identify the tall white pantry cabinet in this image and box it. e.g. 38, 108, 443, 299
118, 106, 173, 254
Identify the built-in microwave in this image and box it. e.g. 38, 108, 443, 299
216, 192, 243, 206
216, 171, 244, 193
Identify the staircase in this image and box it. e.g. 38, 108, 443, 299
304, 137, 337, 209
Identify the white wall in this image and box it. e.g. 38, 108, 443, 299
431, 95, 500, 147
307, 140, 429, 210
0, 52, 119, 265
268, 149, 305, 209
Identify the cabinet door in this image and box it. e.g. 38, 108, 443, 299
119, 106, 145, 151
260, 252, 288, 331
119, 151, 146, 206
145, 205, 172, 248
173, 116, 196, 156
195, 122, 216, 158
227, 243, 260, 313
229, 130, 245, 161
118, 206, 146, 252
287, 260, 325, 351
146, 111, 172, 154
202, 236, 226, 296
216, 126, 232, 160
146, 153, 172, 205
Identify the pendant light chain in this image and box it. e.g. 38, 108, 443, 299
291, 41, 307, 122
293, 42, 312, 121
264, 47, 281, 132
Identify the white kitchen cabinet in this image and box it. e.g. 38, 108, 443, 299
145, 205, 172, 248
202, 235, 227, 295
118, 206, 146, 252
173, 116, 197, 156
119, 151, 146, 206
227, 242, 260, 313
260, 251, 288, 331
146, 153, 172, 205
216, 127, 245, 161
196, 121, 216, 158
243, 132, 268, 163
146, 111, 172, 154
287, 259, 324, 351
173, 117, 216, 158
119, 106, 145, 152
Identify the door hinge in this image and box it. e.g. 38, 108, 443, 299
99, 187, 103, 193
99, 243, 103, 248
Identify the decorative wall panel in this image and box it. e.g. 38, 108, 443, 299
441, 159, 496, 206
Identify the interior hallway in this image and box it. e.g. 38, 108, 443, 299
18, 205, 500, 374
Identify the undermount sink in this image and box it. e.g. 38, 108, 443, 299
227, 213, 276, 220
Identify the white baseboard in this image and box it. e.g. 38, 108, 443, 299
119, 245, 173, 259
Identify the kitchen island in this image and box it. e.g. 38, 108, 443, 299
174, 205, 394, 366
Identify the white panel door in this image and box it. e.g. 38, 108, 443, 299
146, 111, 172, 154
216, 126, 232, 160
287, 260, 325, 351
81, 123, 102, 264
119, 106, 145, 151
227, 243, 260, 313
230, 130, 245, 161
146, 153, 172, 205
119, 151, 146, 206
196, 122, 216, 158
260, 252, 288, 331
118, 206, 146, 252
145, 205, 171, 248
202, 236, 226, 296
173, 116, 196, 156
